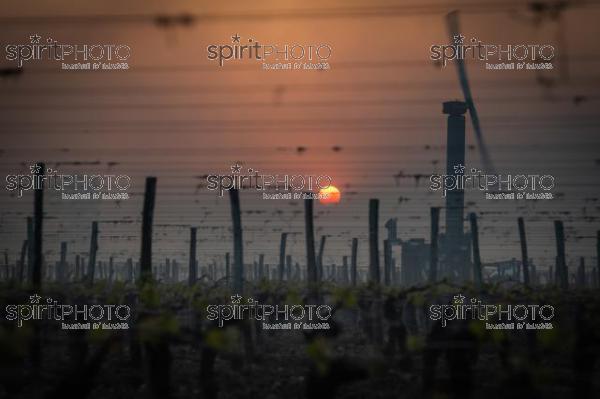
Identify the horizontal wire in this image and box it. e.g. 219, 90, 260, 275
6, 56, 600, 75
3, 77, 599, 96
0, 95, 598, 110
2, 1, 599, 25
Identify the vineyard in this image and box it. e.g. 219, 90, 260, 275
1, 280, 599, 399
1, 176, 599, 399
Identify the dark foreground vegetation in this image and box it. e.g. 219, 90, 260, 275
1, 280, 599, 399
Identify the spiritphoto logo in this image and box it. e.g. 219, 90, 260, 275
5, 163, 132, 200
4, 293, 131, 330
206, 163, 332, 197
430, 34, 555, 70
429, 294, 554, 330
429, 164, 555, 199
206, 294, 332, 330
4, 34, 131, 70
207, 33, 332, 70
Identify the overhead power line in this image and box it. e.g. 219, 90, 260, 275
0, 95, 596, 111
1, 1, 599, 25
1, 115, 598, 127
4, 55, 600, 75
1, 118, 599, 135
3, 77, 600, 96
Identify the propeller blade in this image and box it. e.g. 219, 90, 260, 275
446, 10, 495, 173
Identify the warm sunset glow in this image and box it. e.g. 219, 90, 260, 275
319, 185, 341, 204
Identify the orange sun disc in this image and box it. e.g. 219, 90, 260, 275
319, 185, 341, 204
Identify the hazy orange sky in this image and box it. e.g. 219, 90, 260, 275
0, 1, 598, 269
1, 0, 598, 150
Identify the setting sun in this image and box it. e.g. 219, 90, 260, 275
319, 185, 341, 204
